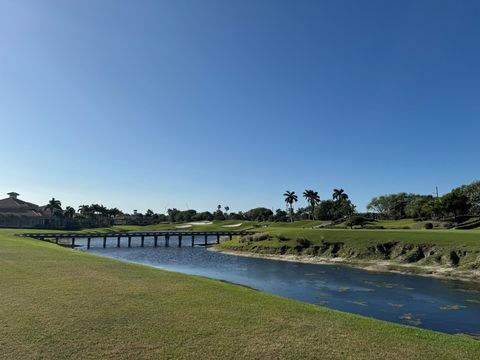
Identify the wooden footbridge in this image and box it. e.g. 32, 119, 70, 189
17, 231, 255, 249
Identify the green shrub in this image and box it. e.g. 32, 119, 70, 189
276, 234, 289, 241
345, 216, 368, 228
295, 237, 311, 248
239, 233, 269, 243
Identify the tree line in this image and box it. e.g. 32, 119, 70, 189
11, 180, 478, 229
366, 181, 480, 220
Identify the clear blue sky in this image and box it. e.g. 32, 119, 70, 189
1, 0, 479, 213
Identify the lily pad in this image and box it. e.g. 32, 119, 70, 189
439, 305, 467, 311
388, 303, 404, 308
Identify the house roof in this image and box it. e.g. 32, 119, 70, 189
0, 195, 46, 217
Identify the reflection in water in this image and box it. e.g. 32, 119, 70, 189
80, 235, 480, 336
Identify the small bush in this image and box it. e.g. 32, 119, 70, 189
345, 215, 368, 229
253, 233, 269, 241
239, 233, 269, 243
276, 234, 289, 241
424, 222, 434, 230
295, 237, 311, 248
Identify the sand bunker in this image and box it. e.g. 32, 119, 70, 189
176, 224, 193, 229
222, 223, 243, 228
188, 221, 213, 225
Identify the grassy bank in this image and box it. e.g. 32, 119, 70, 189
1, 229, 480, 359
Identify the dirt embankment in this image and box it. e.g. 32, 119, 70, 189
216, 241, 480, 283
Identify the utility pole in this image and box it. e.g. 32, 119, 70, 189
435, 186, 439, 198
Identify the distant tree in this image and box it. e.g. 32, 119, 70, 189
455, 181, 480, 215
441, 191, 469, 218
303, 190, 320, 220
273, 209, 288, 222
333, 189, 349, 202
244, 207, 273, 222
108, 208, 121, 218
224, 206, 230, 216
193, 211, 214, 221
78, 205, 92, 216
145, 209, 154, 217
45, 198, 62, 222
64, 206, 76, 219
314, 200, 336, 220
283, 191, 298, 222
167, 208, 181, 222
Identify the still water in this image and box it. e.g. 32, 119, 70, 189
79, 235, 480, 336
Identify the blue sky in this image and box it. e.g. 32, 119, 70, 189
0, 0, 479, 213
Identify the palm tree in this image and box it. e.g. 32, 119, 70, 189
145, 209, 154, 217
224, 206, 230, 215
78, 205, 92, 216
64, 206, 76, 219
333, 188, 349, 202
45, 198, 62, 223
283, 191, 298, 222
303, 190, 320, 220
108, 208, 121, 218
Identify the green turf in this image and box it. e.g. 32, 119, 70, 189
1, 228, 480, 359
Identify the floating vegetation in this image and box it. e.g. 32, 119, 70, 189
317, 301, 329, 306
363, 280, 397, 289
439, 305, 467, 311
451, 288, 480, 294
362, 288, 375, 292
388, 303, 404, 308
347, 300, 368, 307
466, 299, 480, 304
338, 287, 350, 292
402, 287, 415, 291
399, 313, 422, 326
318, 291, 331, 297
304, 273, 316, 276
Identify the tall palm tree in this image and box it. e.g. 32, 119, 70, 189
283, 191, 298, 222
78, 205, 92, 216
108, 208, 121, 218
224, 206, 230, 215
64, 206, 76, 219
303, 190, 320, 220
333, 188, 349, 202
45, 198, 62, 223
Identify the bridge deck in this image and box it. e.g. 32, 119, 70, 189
17, 230, 255, 239
16, 230, 255, 249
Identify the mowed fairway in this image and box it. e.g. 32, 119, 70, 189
1, 229, 479, 359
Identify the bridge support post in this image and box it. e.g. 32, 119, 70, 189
204, 234, 208, 246
128, 236, 132, 248
154, 235, 158, 247
216, 234, 220, 244
166, 235, 170, 247
87, 237, 91, 249
55, 238, 59, 244
191, 235, 194, 247
117, 236, 121, 247
103, 236, 107, 248
141, 236, 145, 247
71, 237, 75, 248
178, 235, 182, 247
229, 234, 232, 241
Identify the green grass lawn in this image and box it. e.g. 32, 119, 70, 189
1, 228, 480, 359
262, 227, 480, 249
